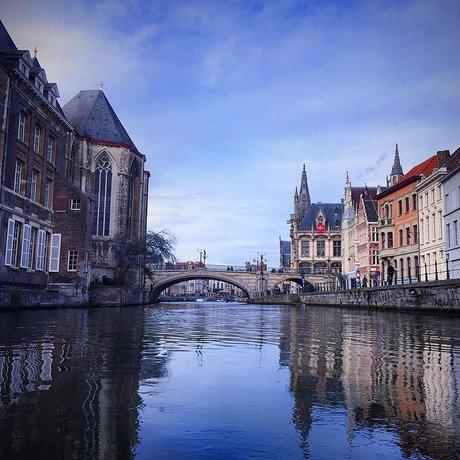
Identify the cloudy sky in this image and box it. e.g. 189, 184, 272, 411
2, 0, 460, 265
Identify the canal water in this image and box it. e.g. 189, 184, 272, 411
0, 303, 459, 459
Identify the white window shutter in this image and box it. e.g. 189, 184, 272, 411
48, 233, 61, 272
20, 224, 31, 268
36, 230, 46, 270
5, 219, 15, 266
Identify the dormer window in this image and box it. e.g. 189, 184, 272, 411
18, 61, 29, 77
35, 80, 44, 93
334, 207, 339, 214
48, 94, 56, 107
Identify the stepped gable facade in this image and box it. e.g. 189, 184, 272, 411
63, 90, 150, 287
289, 164, 343, 276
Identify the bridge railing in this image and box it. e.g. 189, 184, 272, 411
150, 263, 298, 273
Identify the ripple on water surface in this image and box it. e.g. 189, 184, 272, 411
0, 302, 459, 459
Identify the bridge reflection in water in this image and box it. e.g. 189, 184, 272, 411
0, 304, 459, 459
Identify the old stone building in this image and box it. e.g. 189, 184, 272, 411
289, 164, 343, 276
0, 21, 76, 289
62, 89, 150, 288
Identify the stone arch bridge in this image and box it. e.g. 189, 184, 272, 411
148, 268, 315, 299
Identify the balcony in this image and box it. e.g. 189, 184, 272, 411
380, 218, 393, 227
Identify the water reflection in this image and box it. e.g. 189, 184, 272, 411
0, 304, 459, 459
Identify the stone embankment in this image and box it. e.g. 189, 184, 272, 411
251, 279, 460, 312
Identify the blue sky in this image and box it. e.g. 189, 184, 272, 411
2, 0, 460, 266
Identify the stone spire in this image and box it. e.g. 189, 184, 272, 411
388, 143, 404, 186
298, 163, 311, 219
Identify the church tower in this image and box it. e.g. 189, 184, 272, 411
387, 143, 404, 186
296, 164, 311, 221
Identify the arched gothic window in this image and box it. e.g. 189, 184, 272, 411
127, 161, 138, 236
93, 155, 112, 236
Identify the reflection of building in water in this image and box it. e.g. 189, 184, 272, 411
279, 307, 345, 452
280, 307, 460, 458
0, 308, 151, 459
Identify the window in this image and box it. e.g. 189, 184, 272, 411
425, 193, 429, 207
419, 196, 423, 210
70, 197, 81, 211
33, 125, 41, 153
316, 240, 325, 257
18, 111, 25, 142
18, 60, 29, 77
445, 193, 450, 213
447, 223, 451, 248
93, 155, 112, 236
420, 220, 424, 244
47, 136, 55, 162
5, 219, 21, 267
412, 194, 417, 211
432, 214, 436, 240
372, 250, 379, 265
49, 234, 61, 272
20, 224, 31, 268
48, 94, 56, 107
437, 185, 442, 200
35, 79, 44, 93
300, 240, 309, 257
127, 161, 138, 236
28, 227, 37, 269
371, 227, 378, 242
439, 211, 443, 238
431, 189, 435, 204
426, 216, 430, 241
31, 170, 39, 201
413, 225, 418, 243
44, 179, 52, 208
455, 221, 458, 247
381, 232, 386, 249
13, 160, 23, 194
405, 197, 409, 213
406, 227, 411, 245
399, 229, 403, 246
67, 250, 78, 271
36, 230, 47, 271
387, 232, 393, 248
398, 200, 403, 216
333, 240, 341, 257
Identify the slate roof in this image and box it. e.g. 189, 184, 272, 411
299, 203, 343, 230
351, 186, 378, 206
280, 240, 291, 267
363, 199, 378, 223
0, 20, 17, 51
280, 240, 291, 255
63, 90, 138, 151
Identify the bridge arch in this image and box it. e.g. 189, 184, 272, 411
271, 275, 314, 292
151, 272, 251, 299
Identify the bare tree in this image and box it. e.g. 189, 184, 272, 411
115, 230, 176, 285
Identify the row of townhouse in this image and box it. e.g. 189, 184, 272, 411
0, 20, 149, 302
343, 143, 460, 286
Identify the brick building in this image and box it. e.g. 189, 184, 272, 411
355, 191, 380, 285
0, 21, 77, 289
377, 151, 449, 283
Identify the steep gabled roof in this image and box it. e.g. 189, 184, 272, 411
377, 154, 438, 200
351, 186, 378, 207
299, 203, 343, 230
363, 199, 378, 223
63, 90, 137, 151
0, 20, 17, 51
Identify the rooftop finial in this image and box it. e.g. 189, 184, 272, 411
33, 46, 37, 58
99, 80, 104, 91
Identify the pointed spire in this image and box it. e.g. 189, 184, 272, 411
294, 186, 298, 197
391, 143, 403, 176
298, 163, 311, 218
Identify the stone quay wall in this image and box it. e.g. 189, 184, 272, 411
298, 279, 460, 312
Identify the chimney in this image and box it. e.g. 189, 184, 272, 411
437, 150, 450, 166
